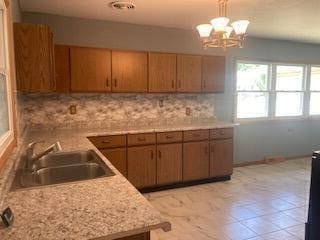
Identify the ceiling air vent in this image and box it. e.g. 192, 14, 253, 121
109, 1, 136, 10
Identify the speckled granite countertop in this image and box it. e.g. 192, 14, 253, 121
0, 121, 234, 240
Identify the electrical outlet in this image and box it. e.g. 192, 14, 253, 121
186, 107, 191, 116
69, 105, 77, 115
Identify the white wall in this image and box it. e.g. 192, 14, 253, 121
22, 13, 320, 163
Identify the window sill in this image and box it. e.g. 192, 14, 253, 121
235, 116, 320, 125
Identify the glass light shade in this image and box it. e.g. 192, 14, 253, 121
210, 17, 230, 32
231, 20, 250, 35
196, 24, 213, 38
224, 26, 233, 39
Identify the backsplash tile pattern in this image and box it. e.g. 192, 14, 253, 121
18, 93, 216, 130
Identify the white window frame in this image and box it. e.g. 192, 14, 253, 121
234, 59, 316, 123
309, 65, 320, 118
0, 0, 15, 157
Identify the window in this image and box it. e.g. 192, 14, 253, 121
0, 0, 14, 155
310, 67, 320, 115
236, 63, 270, 119
275, 65, 304, 117
235, 60, 317, 121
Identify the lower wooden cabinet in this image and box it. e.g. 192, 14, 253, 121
183, 141, 210, 181
100, 148, 127, 177
116, 232, 150, 240
157, 143, 182, 185
127, 145, 157, 188
210, 139, 233, 177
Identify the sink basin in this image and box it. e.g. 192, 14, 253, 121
11, 150, 115, 190
32, 150, 98, 170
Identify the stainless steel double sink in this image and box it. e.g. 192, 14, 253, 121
11, 150, 115, 191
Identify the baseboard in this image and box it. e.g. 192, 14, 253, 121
234, 154, 312, 168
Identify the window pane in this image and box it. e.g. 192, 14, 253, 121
0, 74, 9, 136
275, 92, 303, 117
310, 92, 320, 115
310, 67, 320, 91
276, 66, 304, 91
237, 63, 269, 91
0, 10, 5, 69
237, 92, 269, 118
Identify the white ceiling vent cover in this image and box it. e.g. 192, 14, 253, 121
109, 1, 136, 10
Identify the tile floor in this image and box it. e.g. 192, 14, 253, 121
146, 158, 311, 240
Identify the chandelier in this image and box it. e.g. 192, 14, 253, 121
196, 0, 250, 50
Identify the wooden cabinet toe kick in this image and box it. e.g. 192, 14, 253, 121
139, 175, 231, 193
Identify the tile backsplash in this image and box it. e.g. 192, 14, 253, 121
18, 93, 216, 131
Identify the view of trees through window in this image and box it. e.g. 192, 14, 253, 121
236, 61, 320, 120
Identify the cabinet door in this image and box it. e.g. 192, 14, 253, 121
54, 45, 70, 92
112, 51, 148, 92
210, 139, 233, 177
157, 143, 182, 185
14, 23, 55, 92
177, 54, 202, 92
183, 141, 209, 181
148, 52, 176, 92
100, 148, 127, 177
127, 145, 156, 188
202, 56, 225, 92
70, 47, 111, 92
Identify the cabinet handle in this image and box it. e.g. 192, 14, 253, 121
172, 80, 175, 89
151, 150, 154, 159
158, 150, 162, 159
205, 146, 209, 155
138, 137, 146, 141
114, 79, 118, 87
193, 133, 200, 138
102, 140, 111, 144
178, 80, 181, 89
166, 135, 173, 139
106, 77, 109, 87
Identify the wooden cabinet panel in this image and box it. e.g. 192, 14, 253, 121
88, 135, 126, 149
112, 51, 148, 92
127, 145, 156, 188
157, 143, 182, 185
14, 23, 55, 92
210, 139, 233, 177
183, 130, 209, 142
202, 56, 225, 92
183, 141, 209, 181
148, 52, 177, 92
116, 232, 150, 240
54, 44, 70, 92
177, 54, 202, 92
100, 148, 127, 177
157, 131, 182, 144
70, 46, 111, 92
127, 133, 156, 146
210, 128, 233, 140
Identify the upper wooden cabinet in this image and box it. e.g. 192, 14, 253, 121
54, 45, 70, 92
14, 23, 55, 92
148, 52, 177, 92
177, 54, 202, 93
202, 56, 225, 92
70, 46, 111, 92
112, 51, 148, 92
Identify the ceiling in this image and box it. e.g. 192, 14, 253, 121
19, 0, 320, 44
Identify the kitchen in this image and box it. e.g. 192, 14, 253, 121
0, 0, 319, 239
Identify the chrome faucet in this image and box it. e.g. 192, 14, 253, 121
25, 141, 62, 170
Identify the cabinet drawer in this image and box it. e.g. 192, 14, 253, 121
183, 130, 209, 142
157, 131, 183, 144
210, 128, 233, 139
88, 135, 126, 149
127, 133, 156, 146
